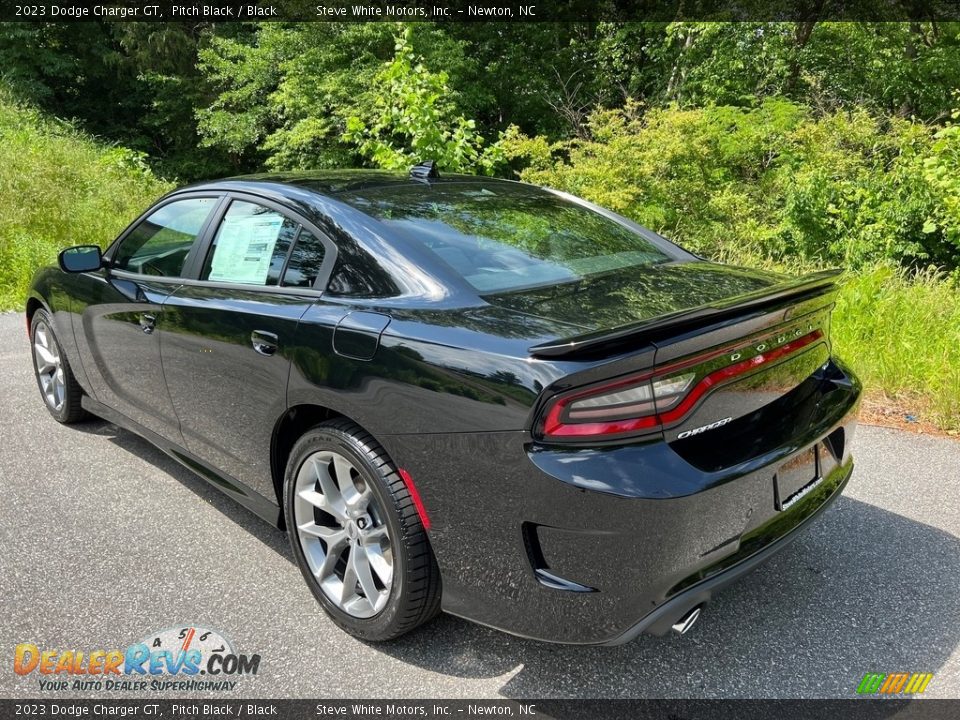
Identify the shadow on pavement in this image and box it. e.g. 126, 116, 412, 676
76, 418, 291, 560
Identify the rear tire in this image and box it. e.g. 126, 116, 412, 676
30, 309, 88, 424
283, 419, 441, 641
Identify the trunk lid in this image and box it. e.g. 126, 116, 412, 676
485, 261, 792, 355
521, 261, 842, 445
482, 261, 839, 359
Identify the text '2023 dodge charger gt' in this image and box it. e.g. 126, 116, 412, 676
27, 164, 860, 644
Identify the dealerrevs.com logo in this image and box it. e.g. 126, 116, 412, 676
14, 626, 260, 692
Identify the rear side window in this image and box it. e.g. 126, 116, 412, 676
282, 229, 326, 288
114, 197, 217, 277
202, 200, 298, 286
325, 246, 399, 298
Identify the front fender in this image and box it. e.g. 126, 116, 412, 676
25, 265, 92, 394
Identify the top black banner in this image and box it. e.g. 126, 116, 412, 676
3, 0, 960, 23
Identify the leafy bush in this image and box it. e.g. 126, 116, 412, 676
504, 99, 960, 272
923, 107, 960, 274
0, 88, 171, 309
196, 23, 485, 173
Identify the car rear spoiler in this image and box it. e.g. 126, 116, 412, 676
528, 268, 843, 359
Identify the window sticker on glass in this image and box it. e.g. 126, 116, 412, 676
208, 203, 287, 285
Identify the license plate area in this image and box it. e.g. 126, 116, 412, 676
774, 446, 822, 512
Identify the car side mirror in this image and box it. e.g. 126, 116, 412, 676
58, 245, 103, 273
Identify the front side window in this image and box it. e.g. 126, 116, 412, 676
202, 201, 298, 286
113, 197, 217, 277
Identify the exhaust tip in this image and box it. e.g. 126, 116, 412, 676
671, 606, 702, 635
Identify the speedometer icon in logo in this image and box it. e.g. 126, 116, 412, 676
140, 626, 233, 665
132, 625, 261, 677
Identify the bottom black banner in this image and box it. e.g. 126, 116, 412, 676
1, 699, 959, 720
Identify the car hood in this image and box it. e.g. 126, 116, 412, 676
482, 261, 787, 332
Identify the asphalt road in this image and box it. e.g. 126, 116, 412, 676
1, 311, 958, 699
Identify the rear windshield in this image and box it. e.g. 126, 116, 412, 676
340, 183, 677, 293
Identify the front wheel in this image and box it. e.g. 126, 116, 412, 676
30, 309, 88, 424
283, 419, 441, 641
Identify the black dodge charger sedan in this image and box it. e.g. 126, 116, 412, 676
27, 165, 860, 644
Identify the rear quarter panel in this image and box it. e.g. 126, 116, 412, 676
286, 304, 565, 438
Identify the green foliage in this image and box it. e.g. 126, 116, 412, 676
445, 23, 610, 138
7, 21, 960, 178
793, 23, 960, 121
652, 23, 798, 106
115, 23, 238, 180
0, 88, 172, 310
196, 24, 293, 163
505, 99, 960, 271
342, 28, 500, 174
0, 22, 234, 182
922, 105, 960, 271
196, 23, 483, 171
634, 22, 960, 120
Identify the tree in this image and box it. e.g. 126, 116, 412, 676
342, 27, 500, 173
196, 23, 484, 171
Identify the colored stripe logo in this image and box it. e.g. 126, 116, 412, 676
857, 672, 934, 694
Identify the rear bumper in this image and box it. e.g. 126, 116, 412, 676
381, 357, 861, 644
603, 459, 852, 644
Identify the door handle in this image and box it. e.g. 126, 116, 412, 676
251, 330, 278, 356
139, 313, 156, 334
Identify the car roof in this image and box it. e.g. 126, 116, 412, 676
179, 169, 525, 198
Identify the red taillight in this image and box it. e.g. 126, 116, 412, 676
539, 329, 823, 441
542, 373, 693, 438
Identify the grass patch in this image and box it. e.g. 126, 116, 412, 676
834, 266, 960, 433
0, 87, 172, 310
